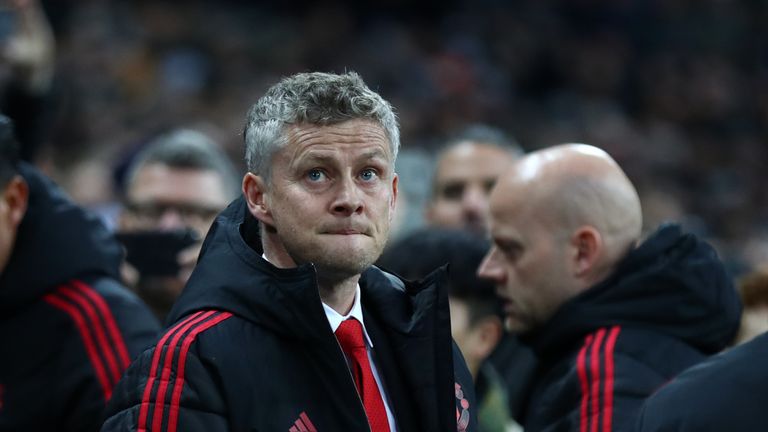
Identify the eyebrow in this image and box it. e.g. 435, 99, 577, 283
297, 149, 390, 166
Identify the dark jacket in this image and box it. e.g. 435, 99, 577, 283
635, 331, 768, 431
0, 164, 160, 432
519, 224, 741, 432
103, 197, 477, 432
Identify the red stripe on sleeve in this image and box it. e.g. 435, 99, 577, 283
58, 285, 123, 386
71, 279, 132, 368
137, 311, 209, 432
589, 328, 607, 432
577, 334, 594, 432
166, 312, 233, 432
151, 311, 223, 431
602, 326, 621, 432
43, 293, 113, 400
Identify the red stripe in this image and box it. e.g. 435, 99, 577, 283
166, 312, 232, 432
289, 426, 300, 432
295, 419, 309, 432
71, 279, 131, 368
589, 328, 607, 432
602, 326, 621, 432
151, 311, 225, 431
137, 311, 208, 431
58, 285, 122, 386
44, 293, 113, 400
577, 334, 594, 432
300, 412, 318, 432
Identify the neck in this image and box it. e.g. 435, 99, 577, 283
318, 274, 360, 315
261, 232, 361, 315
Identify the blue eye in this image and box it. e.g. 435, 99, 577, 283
307, 169, 326, 182
360, 169, 377, 181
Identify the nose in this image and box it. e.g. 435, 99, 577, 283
462, 185, 487, 225
330, 176, 364, 217
157, 208, 186, 230
477, 247, 505, 283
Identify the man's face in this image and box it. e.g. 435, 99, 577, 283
427, 142, 516, 234
122, 164, 230, 236
260, 119, 398, 279
478, 187, 574, 333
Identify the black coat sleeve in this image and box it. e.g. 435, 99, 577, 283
102, 310, 232, 432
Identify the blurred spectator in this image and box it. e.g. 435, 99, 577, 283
425, 124, 523, 235
379, 227, 520, 432
734, 270, 768, 345
118, 128, 239, 322
0, 114, 159, 431
478, 144, 741, 431
0, 0, 55, 162
423, 124, 534, 420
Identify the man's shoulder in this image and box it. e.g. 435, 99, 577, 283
638, 334, 768, 431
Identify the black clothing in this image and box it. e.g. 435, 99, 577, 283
635, 331, 768, 432
103, 197, 477, 432
0, 164, 160, 432
519, 224, 741, 432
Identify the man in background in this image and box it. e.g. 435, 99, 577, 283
425, 125, 523, 235
118, 129, 239, 321
425, 124, 534, 420
0, 115, 159, 431
379, 227, 520, 432
478, 143, 741, 431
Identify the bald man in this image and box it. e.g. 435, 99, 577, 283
478, 144, 741, 432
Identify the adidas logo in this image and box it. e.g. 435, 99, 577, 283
288, 411, 317, 432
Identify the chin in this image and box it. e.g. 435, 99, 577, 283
504, 317, 531, 334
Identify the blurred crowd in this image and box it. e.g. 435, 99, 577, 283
2, 0, 767, 274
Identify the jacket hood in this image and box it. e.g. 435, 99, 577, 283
168, 196, 444, 340
523, 224, 741, 356
0, 164, 123, 311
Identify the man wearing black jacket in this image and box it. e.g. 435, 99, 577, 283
635, 331, 768, 431
0, 115, 160, 432
103, 72, 477, 432
478, 144, 741, 431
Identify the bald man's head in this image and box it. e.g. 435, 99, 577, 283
478, 144, 642, 332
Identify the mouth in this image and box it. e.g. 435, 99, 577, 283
322, 225, 371, 236
327, 230, 364, 235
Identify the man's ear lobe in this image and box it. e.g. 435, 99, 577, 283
242, 173, 273, 226
572, 226, 602, 277
5, 176, 29, 229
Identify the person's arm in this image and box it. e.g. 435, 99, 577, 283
102, 311, 233, 432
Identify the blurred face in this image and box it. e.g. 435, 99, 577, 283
449, 297, 481, 377
427, 142, 517, 234
478, 186, 575, 333
257, 119, 398, 279
122, 164, 230, 236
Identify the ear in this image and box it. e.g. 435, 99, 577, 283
468, 316, 503, 360
570, 226, 602, 278
242, 173, 274, 227
389, 173, 399, 216
3, 176, 29, 229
